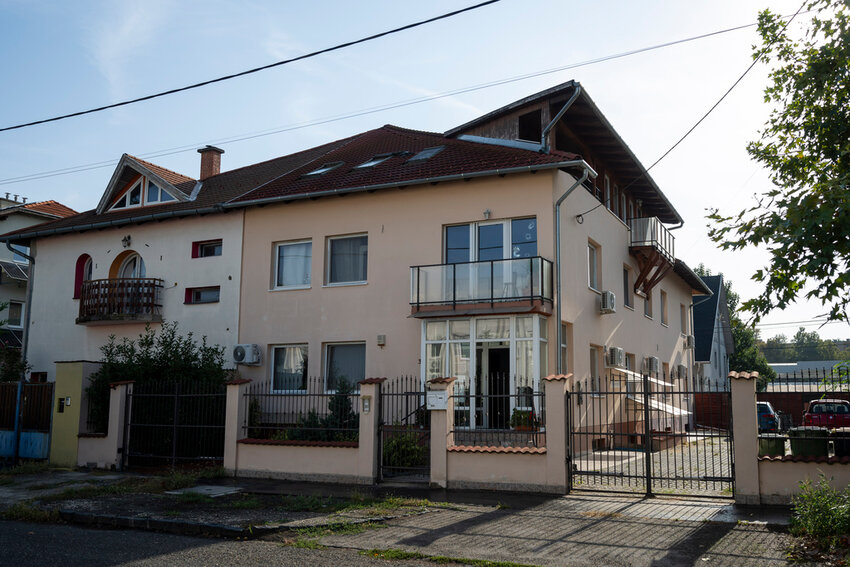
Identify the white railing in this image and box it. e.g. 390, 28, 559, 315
629, 217, 675, 261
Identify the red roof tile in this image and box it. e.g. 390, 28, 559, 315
127, 155, 195, 187
22, 200, 78, 218
448, 445, 547, 454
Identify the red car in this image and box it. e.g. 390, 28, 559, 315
802, 399, 850, 428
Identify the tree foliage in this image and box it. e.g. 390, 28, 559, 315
0, 344, 29, 382
707, 1, 850, 323
760, 328, 850, 362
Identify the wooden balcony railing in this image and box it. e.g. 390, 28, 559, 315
76, 278, 163, 325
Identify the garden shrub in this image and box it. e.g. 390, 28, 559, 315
791, 474, 850, 548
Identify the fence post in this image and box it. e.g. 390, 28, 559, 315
730, 371, 760, 505
544, 374, 571, 493
223, 379, 251, 476
357, 378, 385, 485
428, 377, 455, 489
107, 381, 133, 470
12, 380, 23, 465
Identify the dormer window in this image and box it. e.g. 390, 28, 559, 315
110, 178, 177, 211
354, 154, 392, 169
302, 162, 343, 177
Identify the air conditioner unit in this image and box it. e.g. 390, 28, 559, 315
645, 356, 660, 374
600, 291, 616, 314
677, 364, 689, 380
684, 334, 696, 349
232, 344, 261, 365
605, 346, 626, 368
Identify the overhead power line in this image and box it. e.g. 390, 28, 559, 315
0, 0, 501, 133
0, 14, 793, 187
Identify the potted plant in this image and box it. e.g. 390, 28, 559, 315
510, 408, 539, 431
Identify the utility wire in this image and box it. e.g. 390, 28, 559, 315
575, 1, 809, 220
0, 0, 501, 133
0, 14, 790, 187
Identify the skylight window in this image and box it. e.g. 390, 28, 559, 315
303, 161, 343, 177
109, 178, 177, 211
354, 154, 392, 169
407, 146, 444, 163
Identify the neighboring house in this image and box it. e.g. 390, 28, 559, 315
0, 144, 346, 381
0, 81, 710, 443
0, 196, 77, 353
693, 275, 734, 391
770, 360, 847, 379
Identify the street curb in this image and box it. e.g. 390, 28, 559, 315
57, 510, 282, 539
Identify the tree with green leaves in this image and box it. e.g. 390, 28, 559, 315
707, 1, 850, 323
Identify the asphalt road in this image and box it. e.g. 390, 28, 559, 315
0, 521, 439, 567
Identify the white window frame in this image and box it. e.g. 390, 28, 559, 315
274, 239, 312, 290
644, 290, 653, 319
324, 341, 365, 392
271, 344, 309, 393
6, 300, 24, 328
589, 346, 600, 393
587, 242, 600, 291
325, 234, 368, 286
623, 266, 633, 309
109, 178, 177, 211
660, 290, 668, 326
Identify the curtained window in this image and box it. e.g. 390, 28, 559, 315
272, 345, 308, 391
325, 343, 365, 391
276, 240, 311, 288
327, 235, 367, 284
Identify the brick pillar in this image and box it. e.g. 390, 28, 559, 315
730, 371, 760, 505
223, 379, 251, 475
544, 374, 572, 493
428, 378, 455, 489
357, 378, 385, 485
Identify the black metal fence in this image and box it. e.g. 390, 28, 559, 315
570, 369, 733, 497
756, 371, 850, 459
450, 374, 546, 448
124, 380, 226, 468
379, 375, 429, 480
243, 376, 360, 443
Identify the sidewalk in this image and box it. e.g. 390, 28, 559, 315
0, 470, 794, 566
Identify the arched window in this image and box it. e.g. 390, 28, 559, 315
74, 254, 93, 299
118, 253, 146, 279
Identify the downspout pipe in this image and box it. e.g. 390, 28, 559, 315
555, 164, 597, 373
4, 240, 35, 377
541, 84, 581, 154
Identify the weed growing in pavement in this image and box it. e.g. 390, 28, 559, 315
363, 548, 540, 567
177, 491, 214, 505
0, 461, 49, 476
2, 501, 59, 523
283, 520, 379, 549
790, 474, 850, 550
224, 495, 262, 510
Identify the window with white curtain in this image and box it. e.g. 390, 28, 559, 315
272, 345, 308, 392
275, 240, 311, 288
327, 234, 368, 284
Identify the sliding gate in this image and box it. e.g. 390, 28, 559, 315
568, 370, 733, 497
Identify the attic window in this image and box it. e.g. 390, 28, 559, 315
406, 146, 444, 163
518, 109, 542, 142
303, 162, 343, 177
354, 154, 392, 169
110, 178, 177, 211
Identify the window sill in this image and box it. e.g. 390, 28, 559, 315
323, 281, 368, 288
661, 322, 669, 328
185, 301, 220, 305
644, 314, 653, 320
270, 285, 311, 292
624, 304, 634, 311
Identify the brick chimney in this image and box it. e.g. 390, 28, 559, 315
197, 145, 224, 180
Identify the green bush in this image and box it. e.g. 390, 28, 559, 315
790, 474, 850, 548
383, 428, 427, 468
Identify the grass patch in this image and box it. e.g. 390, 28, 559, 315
2, 501, 60, 523
177, 491, 214, 505
225, 496, 262, 510
36, 477, 161, 503
0, 461, 49, 476
363, 548, 540, 567
26, 481, 76, 491
295, 520, 378, 538
0, 476, 15, 486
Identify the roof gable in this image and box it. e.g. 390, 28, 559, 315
95, 154, 196, 214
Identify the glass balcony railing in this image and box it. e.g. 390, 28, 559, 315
410, 256, 553, 309
628, 217, 675, 262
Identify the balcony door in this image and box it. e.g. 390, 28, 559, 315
119, 254, 146, 279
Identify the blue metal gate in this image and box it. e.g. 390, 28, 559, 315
0, 381, 54, 462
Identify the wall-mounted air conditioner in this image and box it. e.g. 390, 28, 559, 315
677, 364, 689, 380
684, 334, 695, 349
600, 290, 616, 314
232, 344, 261, 365
605, 346, 626, 368
645, 356, 660, 374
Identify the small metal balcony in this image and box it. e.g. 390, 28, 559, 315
76, 278, 164, 325
628, 217, 675, 296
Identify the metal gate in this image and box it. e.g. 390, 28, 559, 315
123, 381, 226, 469
568, 369, 733, 497
0, 381, 54, 462
378, 376, 430, 482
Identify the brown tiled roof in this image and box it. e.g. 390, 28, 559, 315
22, 200, 78, 218
228, 125, 581, 205
0, 137, 351, 242
127, 155, 195, 187
448, 445, 547, 454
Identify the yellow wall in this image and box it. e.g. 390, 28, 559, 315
50, 362, 84, 466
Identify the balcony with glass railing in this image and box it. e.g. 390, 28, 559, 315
76, 278, 164, 325
410, 256, 553, 315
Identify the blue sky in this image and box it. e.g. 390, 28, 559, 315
0, 0, 846, 341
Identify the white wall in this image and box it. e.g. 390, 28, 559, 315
26, 211, 244, 380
